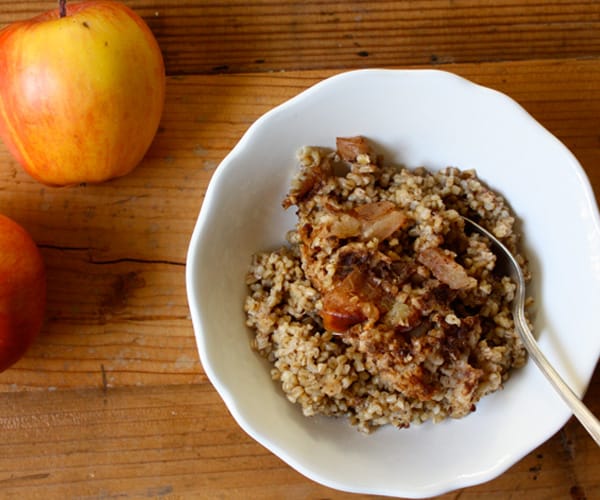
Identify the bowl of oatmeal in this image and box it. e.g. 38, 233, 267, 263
186, 69, 600, 497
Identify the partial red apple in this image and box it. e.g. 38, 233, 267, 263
0, 215, 46, 372
0, 0, 165, 186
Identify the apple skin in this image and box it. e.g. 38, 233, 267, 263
0, 1, 165, 186
0, 215, 46, 372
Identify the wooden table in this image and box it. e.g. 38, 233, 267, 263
1, 1, 599, 498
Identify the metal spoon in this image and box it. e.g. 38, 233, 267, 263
463, 216, 600, 446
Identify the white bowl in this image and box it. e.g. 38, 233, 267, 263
185, 69, 600, 497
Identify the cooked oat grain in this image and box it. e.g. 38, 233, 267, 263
245, 136, 529, 432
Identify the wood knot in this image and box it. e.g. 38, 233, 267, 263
99, 271, 146, 321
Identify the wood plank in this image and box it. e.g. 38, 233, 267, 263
0, 28, 597, 500
1, 1, 600, 74
0, 379, 597, 498
1, 2, 597, 498
1, 58, 600, 391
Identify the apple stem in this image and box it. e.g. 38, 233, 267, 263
59, 0, 67, 18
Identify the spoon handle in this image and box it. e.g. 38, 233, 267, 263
515, 309, 600, 446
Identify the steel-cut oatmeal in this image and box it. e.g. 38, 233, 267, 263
244, 136, 530, 432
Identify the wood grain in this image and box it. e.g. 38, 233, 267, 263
0, 376, 598, 499
1, 1, 600, 74
0, 0, 598, 497
0, 59, 598, 497
1, 59, 600, 392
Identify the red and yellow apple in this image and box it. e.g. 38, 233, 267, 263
0, 0, 165, 186
0, 215, 46, 372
